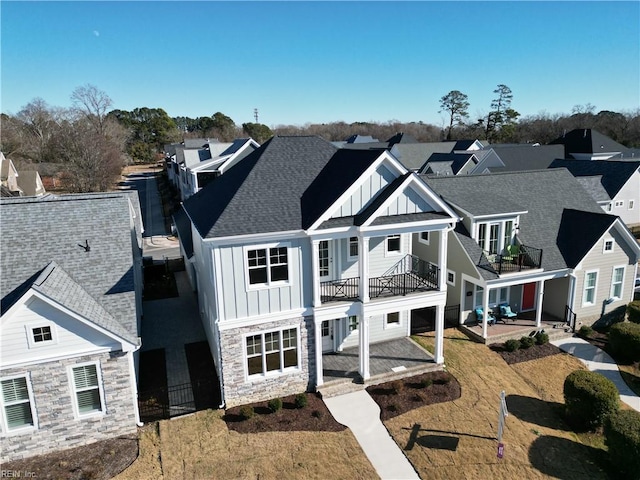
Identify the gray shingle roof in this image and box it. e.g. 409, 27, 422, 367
549, 159, 640, 198
549, 129, 631, 157
575, 176, 611, 202
420, 153, 477, 175
1, 192, 141, 336
392, 143, 456, 171
481, 144, 564, 172
423, 169, 610, 280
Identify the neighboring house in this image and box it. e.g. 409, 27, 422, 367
16, 170, 46, 197
420, 169, 640, 341
165, 138, 214, 189
175, 135, 459, 407
549, 129, 632, 160
549, 159, 640, 228
0, 152, 24, 197
182, 138, 260, 200
468, 144, 565, 174
419, 152, 478, 176
0, 192, 144, 462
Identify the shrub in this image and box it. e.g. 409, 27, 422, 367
311, 409, 323, 419
239, 406, 254, 420
294, 393, 308, 409
268, 398, 283, 413
628, 301, 640, 324
419, 378, 433, 388
412, 393, 424, 402
391, 380, 404, 394
520, 336, 535, 349
578, 325, 594, 337
386, 404, 397, 412
563, 370, 619, 430
604, 409, 640, 478
609, 321, 640, 362
504, 339, 520, 352
535, 331, 549, 345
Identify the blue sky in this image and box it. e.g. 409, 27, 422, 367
2, 1, 639, 127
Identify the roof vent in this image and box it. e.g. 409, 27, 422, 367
77, 240, 90, 252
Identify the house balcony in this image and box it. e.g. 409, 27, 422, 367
478, 244, 543, 275
319, 255, 439, 304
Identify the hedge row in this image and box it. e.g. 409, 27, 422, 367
604, 410, 640, 479
627, 301, 640, 324
563, 370, 619, 431
608, 321, 640, 362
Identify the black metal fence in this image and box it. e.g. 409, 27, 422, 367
444, 304, 460, 328
320, 277, 360, 303
138, 378, 217, 423
565, 305, 577, 332
479, 244, 543, 275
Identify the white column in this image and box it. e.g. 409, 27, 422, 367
311, 239, 321, 307
536, 280, 545, 328
482, 287, 489, 339
359, 313, 370, 380
434, 304, 445, 364
438, 229, 449, 291
359, 236, 370, 303
315, 319, 324, 387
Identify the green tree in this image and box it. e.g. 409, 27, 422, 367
242, 122, 273, 143
439, 90, 470, 140
485, 84, 520, 142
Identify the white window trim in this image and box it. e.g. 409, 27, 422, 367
347, 237, 358, 262
605, 203, 612, 212
243, 327, 301, 381
629, 200, 635, 210
25, 322, 58, 349
610, 265, 625, 301
446, 269, 456, 287
582, 270, 599, 307
348, 315, 358, 333
385, 234, 403, 257
384, 311, 402, 329
475, 219, 516, 255
614, 200, 624, 208
418, 231, 430, 246
603, 239, 614, 254
243, 242, 292, 291
0, 373, 38, 435
68, 361, 106, 420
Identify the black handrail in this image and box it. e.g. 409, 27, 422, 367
320, 277, 360, 303
478, 244, 543, 275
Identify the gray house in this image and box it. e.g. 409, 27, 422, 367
0, 192, 143, 461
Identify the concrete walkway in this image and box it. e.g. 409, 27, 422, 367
551, 336, 640, 412
324, 390, 419, 480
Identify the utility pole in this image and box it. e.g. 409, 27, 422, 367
254, 108, 259, 123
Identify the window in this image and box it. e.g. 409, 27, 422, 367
615, 200, 624, 208
386, 235, 401, 255
583, 271, 597, 306
1, 376, 35, 432
610, 266, 624, 300
32, 326, 52, 343
245, 328, 298, 378
488, 224, 500, 255
348, 237, 358, 261
318, 241, 330, 277
629, 200, 635, 210
603, 240, 614, 253
419, 232, 430, 245
247, 245, 289, 286
476, 221, 512, 255
503, 221, 513, 249
348, 315, 358, 332
386, 312, 400, 326
488, 287, 508, 307
70, 364, 104, 417
606, 203, 612, 212
446, 270, 455, 286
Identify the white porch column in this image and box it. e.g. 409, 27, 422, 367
434, 304, 445, 364
315, 319, 324, 387
437, 229, 449, 291
536, 280, 545, 328
311, 239, 321, 307
482, 288, 490, 339
358, 236, 370, 303
359, 314, 370, 380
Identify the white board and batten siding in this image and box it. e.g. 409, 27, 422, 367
574, 228, 637, 319
331, 164, 396, 218
1, 296, 120, 367
217, 238, 308, 321
379, 186, 435, 216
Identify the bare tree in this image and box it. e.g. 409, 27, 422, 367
71, 84, 113, 136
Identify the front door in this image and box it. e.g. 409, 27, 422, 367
318, 240, 331, 280
321, 320, 333, 352
522, 283, 536, 310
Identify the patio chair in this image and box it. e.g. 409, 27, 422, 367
498, 302, 518, 321
475, 307, 496, 326
503, 244, 520, 263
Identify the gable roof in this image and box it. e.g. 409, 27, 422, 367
556, 209, 617, 268
423, 169, 611, 279
575, 176, 611, 202
16, 170, 45, 196
549, 129, 630, 157
482, 144, 565, 172
420, 153, 477, 175
391, 142, 457, 171
549, 159, 640, 198
1, 191, 141, 336
387, 132, 418, 145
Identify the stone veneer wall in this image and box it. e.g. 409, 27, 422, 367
220, 316, 315, 407
0, 351, 136, 462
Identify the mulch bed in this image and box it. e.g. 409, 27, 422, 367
491, 342, 563, 365
366, 370, 461, 421
224, 392, 346, 433
1, 435, 138, 480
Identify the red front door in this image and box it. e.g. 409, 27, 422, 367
522, 283, 536, 310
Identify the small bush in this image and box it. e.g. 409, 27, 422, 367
386, 404, 397, 412
311, 409, 323, 419
391, 380, 404, 394
604, 409, 640, 478
609, 321, 640, 362
419, 378, 433, 388
412, 393, 424, 402
294, 393, 308, 409
578, 325, 594, 337
628, 301, 640, 324
504, 339, 520, 352
268, 397, 283, 413
239, 406, 254, 420
563, 370, 620, 431
520, 336, 535, 349
535, 331, 549, 345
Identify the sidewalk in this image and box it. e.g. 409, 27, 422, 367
323, 390, 419, 480
551, 336, 640, 412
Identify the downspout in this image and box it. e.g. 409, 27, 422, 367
128, 344, 144, 427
